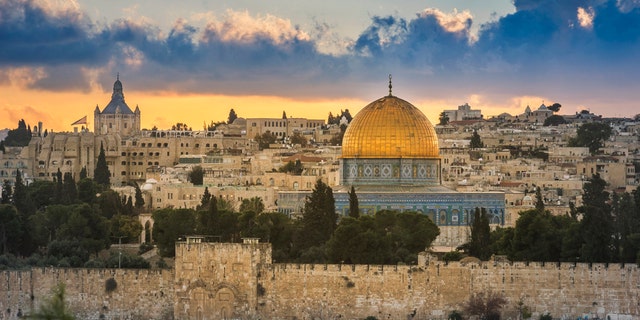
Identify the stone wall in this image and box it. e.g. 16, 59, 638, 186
253, 261, 639, 319
1, 242, 639, 320
174, 242, 639, 320
0, 268, 174, 320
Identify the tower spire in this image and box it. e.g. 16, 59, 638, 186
388, 74, 392, 96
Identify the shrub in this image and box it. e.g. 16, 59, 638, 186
105, 278, 117, 293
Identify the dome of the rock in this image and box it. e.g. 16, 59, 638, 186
341, 95, 439, 159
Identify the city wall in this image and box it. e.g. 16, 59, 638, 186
256, 261, 638, 319
0, 268, 174, 320
1, 242, 639, 320
175, 242, 640, 320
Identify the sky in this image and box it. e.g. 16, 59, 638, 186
2, 0, 640, 132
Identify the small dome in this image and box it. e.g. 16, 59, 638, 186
342, 95, 439, 159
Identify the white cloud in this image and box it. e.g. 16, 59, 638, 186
577, 7, 594, 29
418, 8, 472, 34
200, 10, 311, 45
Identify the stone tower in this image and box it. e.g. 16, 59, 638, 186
173, 237, 272, 319
94, 75, 141, 136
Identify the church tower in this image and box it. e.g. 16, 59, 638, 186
94, 75, 141, 136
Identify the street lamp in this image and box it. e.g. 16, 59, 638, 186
112, 236, 127, 268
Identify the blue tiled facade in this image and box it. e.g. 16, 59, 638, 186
333, 188, 505, 226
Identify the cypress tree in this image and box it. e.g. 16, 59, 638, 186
470, 130, 483, 148
62, 172, 77, 204
79, 166, 88, 180
468, 207, 491, 260
348, 186, 360, 218
94, 143, 111, 187
1, 180, 12, 204
580, 174, 613, 262
134, 183, 145, 210
297, 179, 336, 250
200, 187, 212, 209
535, 187, 545, 213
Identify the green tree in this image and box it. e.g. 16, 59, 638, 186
3, 119, 31, 147
327, 112, 337, 125
255, 131, 277, 150
510, 209, 569, 262
1, 180, 11, 204
199, 187, 212, 210
439, 111, 450, 125
152, 208, 197, 257
289, 131, 307, 147
62, 172, 78, 205
188, 166, 204, 185
279, 160, 303, 175
239, 197, 265, 214
340, 109, 353, 123
463, 207, 491, 260
31, 204, 110, 262
196, 196, 219, 235
79, 166, 88, 180
296, 179, 336, 254
110, 214, 142, 244
327, 216, 390, 264
94, 143, 111, 187
543, 115, 566, 126
254, 212, 294, 260
534, 187, 544, 213
134, 183, 145, 211
228, 108, 238, 124
0, 204, 23, 254
469, 130, 483, 149
96, 189, 124, 219
282, 111, 287, 119
580, 174, 613, 262
26, 283, 76, 320
27, 180, 56, 209
348, 186, 360, 218
547, 102, 562, 112
77, 178, 98, 204
489, 226, 514, 257
568, 122, 612, 155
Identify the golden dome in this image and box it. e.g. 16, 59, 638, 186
342, 95, 439, 159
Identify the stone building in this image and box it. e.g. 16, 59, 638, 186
245, 117, 324, 140
442, 102, 483, 121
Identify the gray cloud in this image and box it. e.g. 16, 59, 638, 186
2, 0, 640, 115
